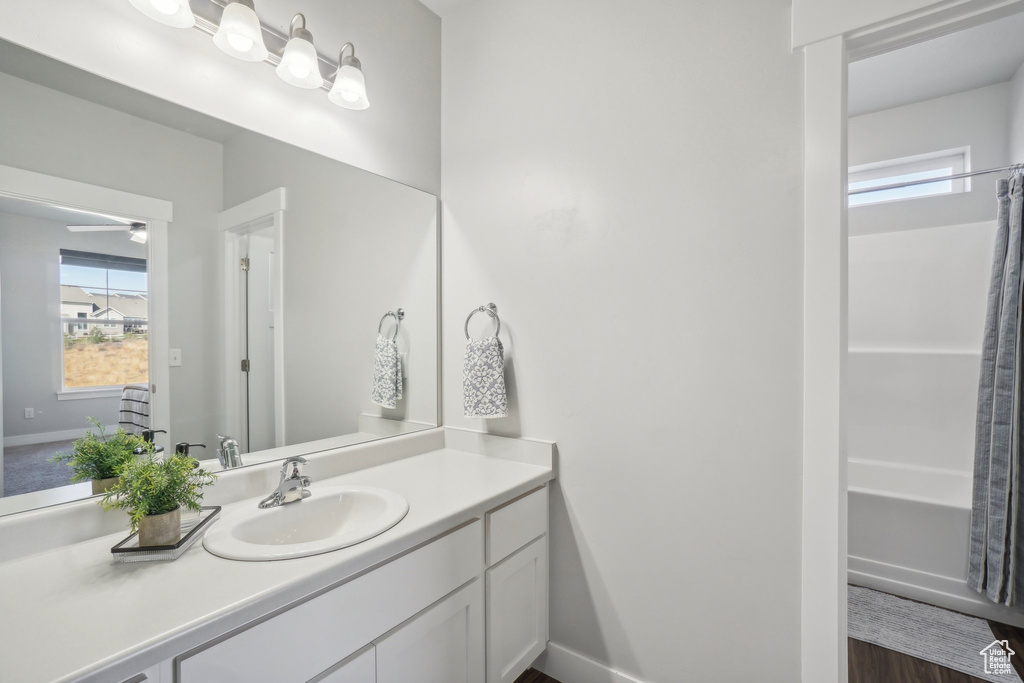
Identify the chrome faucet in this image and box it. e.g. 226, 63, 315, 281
216, 434, 244, 469
258, 457, 312, 509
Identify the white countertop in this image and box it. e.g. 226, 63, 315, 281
0, 447, 553, 683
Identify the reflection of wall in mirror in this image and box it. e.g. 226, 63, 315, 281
223, 132, 438, 444
0, 71, 225, 450
0, 215, 146, 438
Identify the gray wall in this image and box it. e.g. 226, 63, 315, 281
0, 214, 146, 437
223, 132, 438, 442
0, 71, 225, 450
440, 0, 803, 680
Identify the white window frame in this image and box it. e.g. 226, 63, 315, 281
848, 148, 969, 207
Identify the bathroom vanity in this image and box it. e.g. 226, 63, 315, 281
0, 429, 554, 683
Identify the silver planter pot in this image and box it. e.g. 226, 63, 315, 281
91, 477, 119, 495
138, 507, 182, 547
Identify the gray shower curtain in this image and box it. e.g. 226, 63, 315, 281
969, 173, 1024, 606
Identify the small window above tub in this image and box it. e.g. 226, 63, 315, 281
848, 149, 968, 207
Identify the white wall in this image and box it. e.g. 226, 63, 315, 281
848, 83, 1010, 236
0, 214, 146, 438
0, 0, 441, 195
846, 84, 1007, 476
0, 71, 225, 450
223, 132, 438, 443
1011, 61, 1024, 163
441, 1, 803, 680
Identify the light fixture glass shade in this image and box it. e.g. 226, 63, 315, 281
276, 37, 323, 89
213, 1, 268, 62
128, 0, 195, 28
329, 62, 369, 110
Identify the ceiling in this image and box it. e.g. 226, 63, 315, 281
849, 11, 1024, 117
0, 40, 243, 144
0, 196, 133, 227
416, 0, 474, 17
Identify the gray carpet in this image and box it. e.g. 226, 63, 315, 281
2, 439, 77, 496
849, 585, 1022, 682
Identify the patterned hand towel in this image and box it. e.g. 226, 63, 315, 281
371, 335, 403, 409
463, 336, 508, 418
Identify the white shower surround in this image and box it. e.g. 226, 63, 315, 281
847, 457, 1024, 627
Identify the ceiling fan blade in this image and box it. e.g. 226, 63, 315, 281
66, 224, 131, 232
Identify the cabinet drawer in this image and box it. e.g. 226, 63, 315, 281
486, 487, 547, 566
177, 520, 483, 683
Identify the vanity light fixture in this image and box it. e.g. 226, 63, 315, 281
328, 43, 369, 110
213, 0, 269, 62
128, 0, 370, 111
128, 0, 195, 28
129, 223, 149, 244
276, 14, 323, 89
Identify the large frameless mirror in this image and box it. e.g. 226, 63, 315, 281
0, 38, 438, 516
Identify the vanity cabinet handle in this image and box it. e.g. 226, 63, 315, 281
121, 675, 147, 683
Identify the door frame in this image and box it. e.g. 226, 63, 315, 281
0, 163, 172, 495
219, 188, 287, 451
799, 2, 1024, 681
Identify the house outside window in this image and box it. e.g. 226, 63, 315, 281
59, 249, 149, 390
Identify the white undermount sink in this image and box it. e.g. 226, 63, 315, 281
203, 485, 409, 561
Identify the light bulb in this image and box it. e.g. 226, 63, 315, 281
328, 57, 369, 110
276, 15, 323, 89
150, 0, 179, 15
213, 1, 268, 62
227, 33, 254, 53
128, 0, 195, 28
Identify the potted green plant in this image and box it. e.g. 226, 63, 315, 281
52, 418, 153, 494
101, 453, 216, 546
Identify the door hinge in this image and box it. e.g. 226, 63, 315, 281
240, 257, 250, 271
241, 359, 250, 372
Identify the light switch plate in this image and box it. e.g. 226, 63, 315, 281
169, 349, 182, 367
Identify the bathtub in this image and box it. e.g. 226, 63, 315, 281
848, 457, 1024, 627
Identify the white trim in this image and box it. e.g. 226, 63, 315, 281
4, 425, 117, 448
532, 643, 646, 683
848, 555, 1024, 628
56, 389, 122, 401
219, 188, 287, 451
803, 35, 849, 683
218, 187, 286, 231
0, 164, 172, 222
801, 5, 1024, 682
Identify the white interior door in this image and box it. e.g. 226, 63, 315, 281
244, 230, 277, 453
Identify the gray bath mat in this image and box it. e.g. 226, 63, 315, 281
849, 585, 1022, 682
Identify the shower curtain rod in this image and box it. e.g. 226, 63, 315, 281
848, 163, 1024, 196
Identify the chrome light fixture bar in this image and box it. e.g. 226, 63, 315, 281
130, 0, 368, 107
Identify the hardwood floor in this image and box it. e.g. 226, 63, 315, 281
849, 616, 1024, 682
514, 669, 561, 683
517, 610, 1024, 683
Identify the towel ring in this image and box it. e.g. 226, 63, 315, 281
465, 303, 500, 340
378, 308, 405, 341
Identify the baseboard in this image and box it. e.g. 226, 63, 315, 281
532, 642, 646, 683
849, 555, 1024, 627
3, 426, 113, 448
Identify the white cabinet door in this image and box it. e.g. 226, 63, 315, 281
375, 579, 485, 683
311, 645, 375, 683
486, 535, 548, 683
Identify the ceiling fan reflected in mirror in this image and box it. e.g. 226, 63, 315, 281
66, 221, 148, 244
